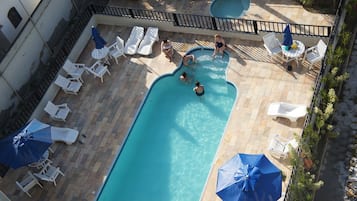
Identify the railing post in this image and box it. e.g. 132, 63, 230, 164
253, 20, 258, 34
172, 13, 179, 26
128, 8, 135, 18
211, 17, 217, 30
327, 26, 332, 37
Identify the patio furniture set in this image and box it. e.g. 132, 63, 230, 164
10, 25, 161, 198
263, 32, 327, 71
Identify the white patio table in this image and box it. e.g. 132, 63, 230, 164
281, 40, 305, 68
91, 46, 110, 64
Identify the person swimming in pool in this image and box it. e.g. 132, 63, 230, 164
180, 72, 188, 83
193, 81, 205, 96
213, 34, 226, 57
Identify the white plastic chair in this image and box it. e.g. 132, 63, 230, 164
137, 27, 159, 56
50, 126, 79, 145
34, 161, 64, 186
44, 101, 71, 121
85, 61, 111, 83
267, 102, 307, 122
0, 190, 11, 201
124, 26, 144, 55
268, 134, 299, 159
16, 171, 43, 197
303, 39, 327, 70
62, 60, 86, 83
262, 33, 282, 58
54, 74, 82, 95
108, 36, 126, 64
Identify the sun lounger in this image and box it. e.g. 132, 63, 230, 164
50, 126, 79, 145
137, 27, 159, 56
267, 102, 307, 122
124, 26, 144, 55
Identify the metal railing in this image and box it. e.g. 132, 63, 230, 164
283, 0, 345, 200
90, 4, 332, 37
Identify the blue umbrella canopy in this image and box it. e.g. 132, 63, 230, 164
216, 154, 282, 201
92, 26, 107, 49
0, 119, 53, 169
282, 24, 293, 47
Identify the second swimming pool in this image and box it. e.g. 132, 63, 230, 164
97, 48, 237, 201
210, 0, 250, 19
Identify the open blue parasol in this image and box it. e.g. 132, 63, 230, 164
0, 119, 53, 169
92, 26, 107, 49
216, 153, 282, 201
282, 24, 293, 48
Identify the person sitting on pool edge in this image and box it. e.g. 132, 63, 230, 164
193, 81, 205, 96
183, 54, 195, 66
161, 39, 174, 62
213, 34, 226, 57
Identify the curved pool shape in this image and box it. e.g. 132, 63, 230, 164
96, 48, 238, 201
210, 0, 250, 18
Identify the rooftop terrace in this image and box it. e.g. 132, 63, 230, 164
0, 1, 334, 200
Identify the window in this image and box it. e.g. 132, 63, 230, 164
8, 7, 22, 28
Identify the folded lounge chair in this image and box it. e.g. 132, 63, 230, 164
267, 102, 307, 122
137, 27, 159, 56
50, 126, 79, 145
124, 26, 144, 55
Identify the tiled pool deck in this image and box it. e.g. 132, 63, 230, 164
0, 1, 334, 201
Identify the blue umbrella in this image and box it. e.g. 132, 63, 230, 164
216, 154, 282, 201
0, 119, 53, 169
282, 24, 293, 48
92, 26, 107, 49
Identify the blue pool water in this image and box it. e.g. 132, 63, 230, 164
96, 48, 237, 201
210, 0, 250, 18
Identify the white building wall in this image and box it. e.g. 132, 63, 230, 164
0, 0, 73, 110
0, 0, 41, 43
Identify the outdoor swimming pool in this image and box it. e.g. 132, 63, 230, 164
96, 48, 237, 201
210, 0, 250, 18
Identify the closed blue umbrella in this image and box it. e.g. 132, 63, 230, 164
216, 154, 282, 201
92, 26, 107, 49
282, 24, 293, 48
0, 119, 53, 169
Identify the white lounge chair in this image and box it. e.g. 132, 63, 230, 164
137, 27, 159, 56
268, 134, 299, 159
108, 36, 126, 64
44, 101, 71, 121
262, 33, 282, 58
16, 171, 43, 197
124, 26, 144, 55
54, 74, 82, 95
51, 126, 79, 145
85, 61, 111, 83
62, 60, 86, 83
34, 161, 64, 186
267, 102, 307, 122
303, 39, 327, 70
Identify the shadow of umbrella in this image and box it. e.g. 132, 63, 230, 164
216, 153, 282, 201
0, 119, 53, 169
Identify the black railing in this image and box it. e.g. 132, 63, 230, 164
283, 0, 345, 200
91, 5, 332, 37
